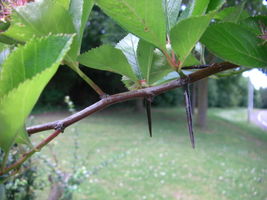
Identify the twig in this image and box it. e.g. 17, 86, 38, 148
66, 61, 106, 97
75, 67, 106, 97
0, 62, 238, 176
0, 129, 62, 176
181, 64, 210, 70
27, 62, 238, 135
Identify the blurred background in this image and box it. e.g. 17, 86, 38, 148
35, 1, 267, 112
0, 0, 267, 200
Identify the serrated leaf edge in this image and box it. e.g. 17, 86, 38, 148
0, 34, 73, 151
0, 34, 74, 98
78, 44, 138, 80
202, 23, 267, 67
170, 14, 212, 63
0, 66, 57, 151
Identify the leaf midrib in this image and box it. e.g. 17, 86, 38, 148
207, 36, 266, 64
210, 26, 266, 64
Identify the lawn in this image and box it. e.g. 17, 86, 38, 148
30, 107, 267, 200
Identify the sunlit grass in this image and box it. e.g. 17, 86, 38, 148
210, 108, 248, 122
31, 108, 267, 200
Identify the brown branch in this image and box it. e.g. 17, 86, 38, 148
0, 129, 62, 176
181, 64, 210, 70
0, 62, 238, 176
27, 62, 238, 135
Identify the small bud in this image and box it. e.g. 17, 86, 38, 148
139, 79, 148, 88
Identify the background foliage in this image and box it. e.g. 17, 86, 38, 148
36, 8, 127, 108
34, 2, 267, 109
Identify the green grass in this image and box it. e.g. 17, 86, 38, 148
30, 108, 267, 200
211, 108, 248, 122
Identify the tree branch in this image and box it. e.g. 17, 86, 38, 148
27, 62, 238, 135
0, 129, 62, 176
181, 65, 210, 70
0, 62, 238, 176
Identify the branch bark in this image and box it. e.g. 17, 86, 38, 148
27, 62, 238, 135
0, 62, 238, 176
0, 129, 61, 176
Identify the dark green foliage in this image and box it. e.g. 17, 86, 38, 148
153, 89, 184, 107
208, 75, 248, 107
37, 7, 127, 108
254, 89, 262, 108
81, 7, 126, 52
0, 150, 41, 200
224, 0, 267, 15
208, 79, 219, 107
259, 88, 267, 108
36, 67, 79, 108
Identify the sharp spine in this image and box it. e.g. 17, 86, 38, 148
183, 84, 195, 148
144, 98, 152, 137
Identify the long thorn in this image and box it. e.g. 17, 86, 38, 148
183, 84, 195, 148
144, 98, 152, 137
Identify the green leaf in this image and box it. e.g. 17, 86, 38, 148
178, 4, 191, 22
183, 53, 200, 67
178, 0, 213, 22
137, 39, 154, 82
0, 35, 20, 45
121, 76, 137, 90
151, 71, 178, 86
69, 0, 94, 55
14, 126, 30, 145
206, 0, 225, 13
116, 34, 142, 80
121, 47, 174, 87
0, 22, 9, 32
148, 49, 173, 85
189, 0, 210, 16
151, 68, 194, 86
2, 0, 75, 41
78, 45, 137, 80
2, 0, 77, 60
163, 0, 182, 32
95, 0, 167, 48
239, 16, 267, 35
0, 35, 73, 152
170, 15, 211, 65
214, 6, 249, 23
200, 22, 267, 68
52, 0, 70, 9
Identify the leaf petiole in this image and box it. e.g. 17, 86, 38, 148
66, 60, 106, 97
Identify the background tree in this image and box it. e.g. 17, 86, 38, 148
259, 88, 267, 108
193, 0, 267, 128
